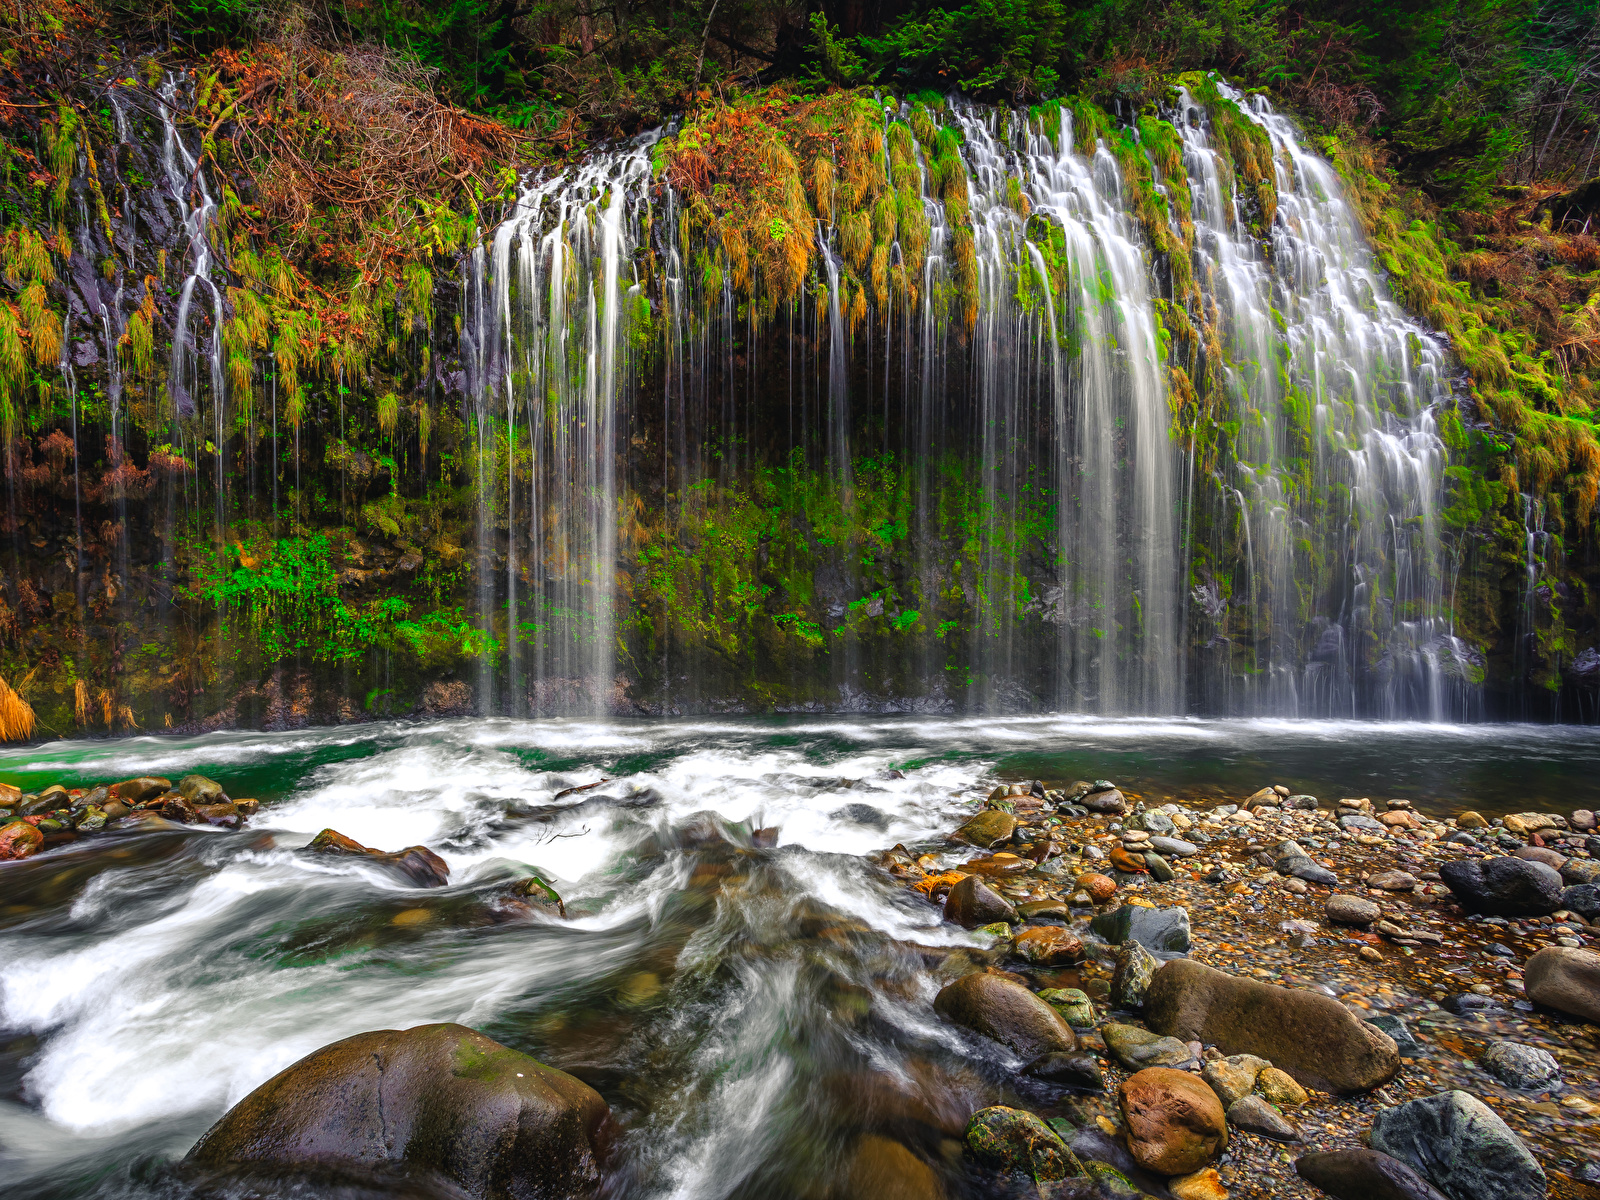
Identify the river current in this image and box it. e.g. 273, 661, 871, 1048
2, 716, 1598, 1198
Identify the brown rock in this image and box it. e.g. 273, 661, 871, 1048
1169, 1168, 1229, 1200
194, 803, 242, 828
1378, 811, 1420, 829
1143, 960, 1400, 1094
943, 874, 1018, 929
951, 810, 1016, 849
1077, 873, 1118, 903
840, 1135, 945, 1200
187, 1023, 607, 1197
306, 828, 451, 888
1366, 871, 1417, 891
1325, 895, 1381, 926
1084, 789, 1127, 815
1119, 1067, 1227, 1175
1256, 1067, 1308, 1107
111, 776, 171, 804
1457, 811, 1488, 829
0, 781, 20, 806
0, 819, 44, 860
1012, 926, 1084, 966
933, 973, 1076, 1058
1524, 946, 1600, 1023
1515, 846, 1566, 871
1109, 846, 1149, 874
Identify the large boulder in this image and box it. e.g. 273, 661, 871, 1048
1369, 1090, 1546, 1200
1118, 1067, 1227, 1176
1438, 856, 1562, 916
950, 810, 1016, 849
964, 1106, 1080, 1181
306, 829, 451, 888
1524, 946, 1600, 1023
1089, 904, 1191, 954
187, 1023, 608, 1199
943, 875, 1018, 929
1142, 960, 1399, 1094
1295, 1149, 1449, 1200
933, 973, 1075, 1059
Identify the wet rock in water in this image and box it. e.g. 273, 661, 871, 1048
512, 874, 567, 917
842, 1135, 945, 1200
186, 1022, 609, 1198
1090, 904, 1191, 954
305, 828, 451, 888
951, 810, 1016, 849
111, 776, 170, 804
1439, 856, 1563, 916
1200, 1055, 1268, 1106
1560, 883, 1600, 921
1325, 894, 1382, 926
1110, 941, 1160, 1010
1277, 855, 1337, 886
1226, 1094, 1299, 1142
1108, 845, 1149, 874
1364, 1014, 1419, 1055
177, 774, 228, 805
943, 875, 1019, 929
831, 803, 889, 830
1560, 858, 1600, 886
1295, 1149, 1449, 1200
1118, 1067, 1227, 1176
1013, 925, 1084, 966
933, 973, 1076, 1058
1524, 946, 1600, 1023
1102, 1023, 1195, 1070
0, 820, 44, 860
1144, 852, 1175, 882
1038, 988, 1096, 1028
964, 1106, 1080, 1181
1441, 993, 1510, 1017
1077, 1162, 1137, 1200
1085, 789, 1127, 815
193, 802, 242, 828
1078, 872, 1118, 903
1445, 832, 1478, 847
1143, 960, 1400, 1094
1256, 1067, 1308, 1107
1168, 1167, 1229, 1200
1369, 1089, 1547, 1200
1149, 836, 1199, 858
1025, 1050, 1105, 1090
1367, 870, 1418, 891
1479, 1041, 1561, 1090
1017, 899, 1072, 922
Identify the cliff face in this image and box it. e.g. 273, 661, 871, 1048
0, 29, 1595, 735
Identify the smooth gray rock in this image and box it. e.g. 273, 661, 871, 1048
829, 803, 888, 830
1277, 854, 1337, 885
1089, 904, 1191, 953
1370, 1090, 1546, 1200
1148, 835, 1199, 857
1101, 1023, 1195, 1070
1226, 1094, 1300, 1142
1439, 856, 1563, 917
1480, 1041, 1561, 1090
1295, 1148, 1449, 1200
1364, 1014, 1420, 1056
1338, 814, 1386, 833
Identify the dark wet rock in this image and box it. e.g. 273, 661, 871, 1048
511, 875, 567, 918
951, 810, 1016, 849
1143, 960, 1400, 1094
1295, 1149, 1449, 1200
933, 973, 1076, 1058
1439, 856, 1563, 916
1200, 1054, 1267, 1106
1025, 1051, 1105, 1090
1090, 904, 1191, 953
1560, 858, 1600, 886
1338, 814, 1386, 832
830, 803, 889, 830
1445, 832, 1479, 846
305, 828, 451, 888
1144, 852, 1174, 882
943, 875, 1018, 929
1149, 836, 1198, 857
187, 1022, 609, 1198
177, 774, 228, 805
1102, 1023, 1195, 1070
1369, 1089, 1547, 1200
1480, 1041, 1561, 1090
1325, 894, 1382, 925
1084, 789, 1127, 815
1283, 794, 1319, 810
964, 1106, 1080, 1181
1561, 883, 1600, 921
1364, 1014, 1420, 1056
1277, 855, 1337, 885
1441, 993, 1511, 1016
194, 802, 242, 828
1110, 941, 1160, 1010
156, 794, 199, 823
1524, 946, 1600, 1023
1226, 1094, 1300, 1142
1118, 1067, 1227, 1176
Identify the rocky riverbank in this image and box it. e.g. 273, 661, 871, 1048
0, 774, 260, 858
878, 778, 1600, 1198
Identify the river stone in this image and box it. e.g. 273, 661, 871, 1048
1561, 858, 1600, 886
1118, 1067, 1227, 1176
1140, 812, 1176, 836
1369, 1090, 1546, 1200
1326, 894, 1382, 926
1338, 813, 1386, 833
1515, 846, 1566, 871
1441, 993, 1511, 1016
1084, 789, 1127, 815
1283, 794, 1319, 810
1560, 883, 1600, 921
0, 820, 44, 860
1200, 1054, 1267, 1106
933, 973, 1076, 1058
1440, 856, 1563, 916
1245, 787, 1279, 808
1090, 904, 1191, 953
1256, 1067, 1308, 1107
1295, 1149, 1450, 1200
1038, 988, 1096, 1028
943, 875, 1019, 929
1364, 1014, 1420, 1056
1012, 925, 1083, 965
1524, 946, 1600, 1023
1149, 836, 1199, 858
1480, 1041, 1561, 1090
842, 1135, 945, 1200
963, 1106, 1079, 1181
1226, 1094, 1300, 1142
1367, 870, 1418, 891
1111, 940, 1160, 1010
1277, 855, 1337, 885
1144, 852, 1175, 882
1102, 1023, 1194, 1070
110, 776, 170, 803
1025, 1051, 1105, 1090
177, 774, 228, 805
306, 829, 451, 888
830, 803, 889, 830
1077, 872, 1118, 903
1574, 809, 1598, 831
951, 810, 1016, 848
1143, 960, 1400, 1094
187, 1023, 608, 1197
